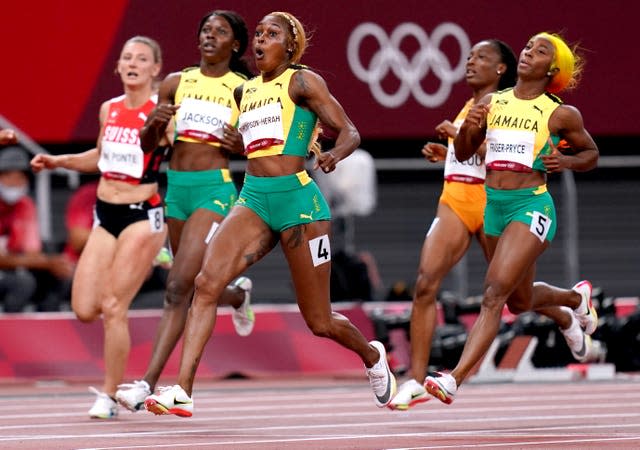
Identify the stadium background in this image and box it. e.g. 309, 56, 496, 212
1, 0, 637, 302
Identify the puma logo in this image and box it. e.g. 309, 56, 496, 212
533, 105, 543, 116
299, 211, 314, 220
214, 200, 228, 210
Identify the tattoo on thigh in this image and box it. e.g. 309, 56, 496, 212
284, 224, 306, 249
243, 235, 277, 264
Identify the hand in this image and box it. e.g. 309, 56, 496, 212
0, 129, 17, 145
463, 103, 490, 129
434, 120, 455, 140
541, 137, 568, 173
313, 149, 339, 173
421, 142, 447, 162
220, 123, 244, 154
30, 154, 59, 173
147, 103, 179, 128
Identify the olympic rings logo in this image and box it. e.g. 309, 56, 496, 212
347, 22, 470, 108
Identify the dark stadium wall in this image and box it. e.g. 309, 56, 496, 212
2, 0, 634, 143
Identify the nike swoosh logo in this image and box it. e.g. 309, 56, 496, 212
574, 335, 587, 358
174, 396, 192, 405
376, 371, 392, 404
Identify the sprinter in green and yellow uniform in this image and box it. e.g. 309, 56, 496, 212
425, 32, 600, 405
143, 11, 397, 418
116, 11, 256, 415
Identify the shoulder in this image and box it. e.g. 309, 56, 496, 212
99, 96, 120, 119
290, 66, 327, 93
551, 103, 583, 123
102, 94, 124, 109
163, 71, 184, 87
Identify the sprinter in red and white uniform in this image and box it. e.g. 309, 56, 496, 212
31, 36, 170, 420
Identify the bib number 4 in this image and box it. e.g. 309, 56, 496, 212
309, 234, 331, 267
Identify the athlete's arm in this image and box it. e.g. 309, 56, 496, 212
453, 94, 492, 162
542, 104, 598, 173
290, 69, 360, 173
140, 73, 181, 152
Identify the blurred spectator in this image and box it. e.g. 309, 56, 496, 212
0, 129, 18, 145
0, 146, 73, 312
63, 178, 99, 263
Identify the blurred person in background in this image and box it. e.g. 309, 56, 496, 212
0, 129, 18, 145
0, 146, 73, 312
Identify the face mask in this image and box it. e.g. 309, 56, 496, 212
0, 183, 28, 205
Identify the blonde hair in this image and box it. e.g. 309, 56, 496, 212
269, 12, 308, 64
534, 32, 583, 93
123, 35, 163, 66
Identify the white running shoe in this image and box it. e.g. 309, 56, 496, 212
424, 372, 457, 405
231, 277, 255, 337
389, 379, 430, 411
144, 385, 193, 417
572, 280, 598, 335
366, 340, 397, 408
88, 387, 118, 419
115, 379, 151, 412
560, 307, 594, 362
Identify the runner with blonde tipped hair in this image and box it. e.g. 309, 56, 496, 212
424, 32, 599, 404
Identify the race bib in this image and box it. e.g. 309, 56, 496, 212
485, 128, 535, 170
98, 141, 144, 178
147, 207, 164, 233
176, 98, 232, 143
238, 103, 284, 153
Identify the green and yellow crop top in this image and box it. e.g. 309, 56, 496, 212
238, 67, 318, 159
174, 67, 246, 147
485, 88, 563, 173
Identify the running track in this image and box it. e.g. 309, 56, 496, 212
0, 376, 639, 449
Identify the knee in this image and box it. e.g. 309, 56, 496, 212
73, 303, 99, 323
306, 316, 334, 339
99, 295, 128, 324
413, 272, 438, 307
164, 277, 194, 308
480, 282, 509, 313
193, 271, 223, 307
